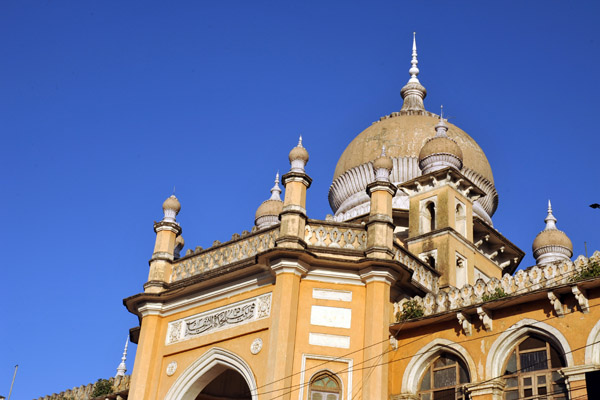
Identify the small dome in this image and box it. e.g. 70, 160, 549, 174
418, 116, 463, 173
532, 201, 573, 265
373, 148, 393, 171
532, 229, 573, 253
163, 195, 181, 213
255, 199, 283, 220
289, 139, 309, 163
418, 136, 463, 161
176, 235, 185, 247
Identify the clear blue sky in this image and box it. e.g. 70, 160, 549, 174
1, 1, 599, 398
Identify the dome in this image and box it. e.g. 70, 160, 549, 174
254, 173, 283, 229
255, 199, 283, 221
532, 230, 573, 253
418, 136, 463, 161
163, 195, 181, 213
329, 112, 498, 220
532, 201, 573, 265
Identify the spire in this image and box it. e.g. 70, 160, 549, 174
116, 337, 129, 377
400, 32, 427, 112
544, 200, 558, 230
434, 105, 449, 137
298, 135, 303, 147
269, 172, 282, 200
409, 32, 420, 83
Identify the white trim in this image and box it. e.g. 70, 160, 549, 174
271, 258, 309, 276
312, 288, 353, 302
585, 319, 600, 364
485, 318, 574, 379
298, 354, 353, 400
304, 268, 365, 286
164, 347, 258, 400
359, 267, 398, 285
401, 338, 477, 394
139, 302, 163, 317
308, 333, 350, 349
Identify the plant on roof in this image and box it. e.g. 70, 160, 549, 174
396, 299, 424, 322
91, 378, 114, 398
482, 287, 508, 302
570, 260, 600, 282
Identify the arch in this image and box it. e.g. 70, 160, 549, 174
306, 369, 343, 400
485, 318, 574, 380
585, 319, 600, 364
455, 202, 466, 237
402, 338, 477, 394
164, 347, 258, 400
420, 200, 437, 234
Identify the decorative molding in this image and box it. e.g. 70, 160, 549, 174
165, 293, 272, 345
548, 291, 564, 318
304, 268, 365, 286
304, 223, 367, 250
465, 378, 505, 400
139, 302, 163, 317
571, 285, 589, 313
359, 267, 399, 285
166, 361, 177, 376
250, 338, 263, 355
457, 312, 472, 336
270, 259, 308, 277
477, 307, 493, 331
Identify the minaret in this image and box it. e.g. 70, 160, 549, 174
277, 136, 312, 249
146, 195, 182, 293
116, 337, 128, 377
532, 200, 573, 265
365, 145, 397, 259
255, 172, 284, 229
400, 32, 427, 112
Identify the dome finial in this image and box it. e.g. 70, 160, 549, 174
116, 336, 129, 377
298, 135, 303, 147
162, 194, 181, 223
545, 199, 557, 230
289, 136, 309, 173
269, 171, 282, 200
434, 105, 449, 137
400, 32, 427, 112
409, 32, 420, 83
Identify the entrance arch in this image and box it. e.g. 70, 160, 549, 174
165, 347, 258, 400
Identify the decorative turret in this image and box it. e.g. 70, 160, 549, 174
147, 194, 183, 293
418, 107, 463, 174
373, 145, 393, 182
116, 337, 128, 377
162, 195, 181, 223
532, 200, 573, 265
400, 32, 427, 112
277, 136, 312, 249
289, 136, 309, 173
255, 172, 284, 229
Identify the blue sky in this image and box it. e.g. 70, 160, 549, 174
1, 1, 599, 398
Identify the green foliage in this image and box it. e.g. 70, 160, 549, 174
396, 299, 424, 322
571, 260, 600, 282
482, 287, 508, 302
91, 378, 114, 398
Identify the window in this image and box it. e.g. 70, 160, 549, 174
503, 336, 568, 400
420, 201, 436, 234
455, 202, 466, 237
418, 353, 470, 400
309, 372, 342, 400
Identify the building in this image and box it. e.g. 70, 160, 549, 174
122, 35, 600, 400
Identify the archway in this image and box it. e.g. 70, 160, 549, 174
165, 348, 258, 400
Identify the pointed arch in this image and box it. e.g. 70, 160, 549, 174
485, 318, 574, 379
164, 347, 258, 400
585, 319, 600, 364
401, 338, 477, 394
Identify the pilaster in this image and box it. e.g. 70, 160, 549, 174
264, 258, 307, 400
466, 378, 506, 400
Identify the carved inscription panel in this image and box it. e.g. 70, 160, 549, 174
166, 293, 272, 345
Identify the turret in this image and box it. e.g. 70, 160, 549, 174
532, 200, 573, 265
255, 173, 284, 230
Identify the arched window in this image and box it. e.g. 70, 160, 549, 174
309, 372, 342, 400
503, 336, 568, 400
418, 352, 469, 400
455, 203, 466, 237
421, 201, 436, 234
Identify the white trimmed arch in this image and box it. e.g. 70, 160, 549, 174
485, 318, 574, 380
305, 369, 344, 400
585, 319, 600, 364
402, 338, 477, 394
164, 347, 258, 400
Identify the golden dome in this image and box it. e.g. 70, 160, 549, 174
255, 200, 283, 220
163, 195, 181, 213
532, 229, 573, 253
419, 136, 463, 161
333, 113, 493, 182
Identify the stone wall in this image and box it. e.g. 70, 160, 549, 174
35, 375, 130, 400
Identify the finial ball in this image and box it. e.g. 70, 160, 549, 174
163, 195, 181, 214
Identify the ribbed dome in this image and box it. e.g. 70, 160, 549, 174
329, 112, 498, 220
255, 199, 283, 220
419, 136, 463, 161
532, 230, 573, 253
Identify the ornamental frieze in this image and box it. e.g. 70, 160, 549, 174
166, 293, 272, 345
